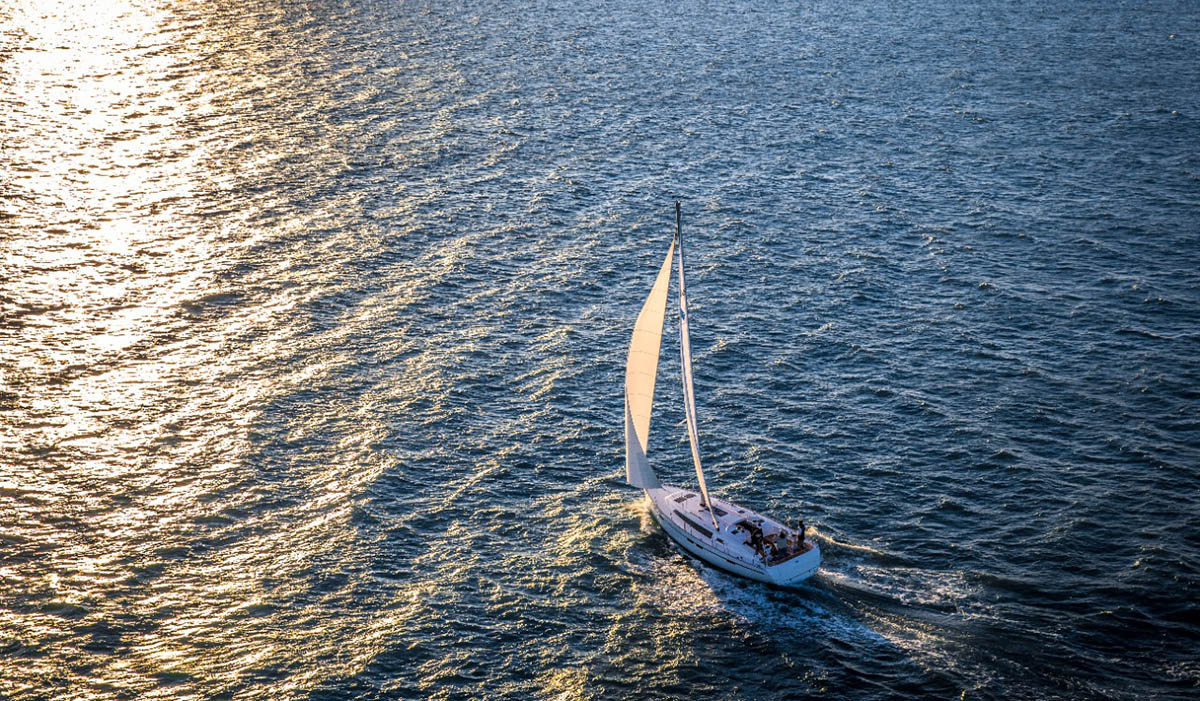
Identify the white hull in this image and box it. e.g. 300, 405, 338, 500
646, 485, 820, 587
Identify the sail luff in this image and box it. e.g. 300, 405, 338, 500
675, 203, 719, 531
624, 236, 676, 489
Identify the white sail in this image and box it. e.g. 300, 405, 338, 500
624, 238, 675, 489
676, 205, 718, 531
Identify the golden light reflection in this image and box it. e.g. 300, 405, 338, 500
8, 1, 181, 216
5, 0, 213, 358
2, 0, 397, 697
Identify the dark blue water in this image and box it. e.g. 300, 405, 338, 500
2, 0, 1198, 697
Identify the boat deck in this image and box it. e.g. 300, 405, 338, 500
647, 484, 818, 584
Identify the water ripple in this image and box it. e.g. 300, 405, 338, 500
3, 0, 1199, 698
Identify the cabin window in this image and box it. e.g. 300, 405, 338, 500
673, 493, 696, 504
712, 506, 728, 518
673, 510, 713, 539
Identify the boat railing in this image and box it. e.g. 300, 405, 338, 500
767, 539, 814, 566
672, 513, 744, 559
674, 514, 754, 564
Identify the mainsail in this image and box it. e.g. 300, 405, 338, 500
675, 203, 718, 530
624, 236, 675, 489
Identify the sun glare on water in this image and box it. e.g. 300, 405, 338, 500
1, 1, 400, 696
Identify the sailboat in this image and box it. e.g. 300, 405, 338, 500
624, 202, 820, 586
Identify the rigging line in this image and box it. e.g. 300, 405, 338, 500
676, 201, 719, 532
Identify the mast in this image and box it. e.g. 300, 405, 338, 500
676, 201, 719, 532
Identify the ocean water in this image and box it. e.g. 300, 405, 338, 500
2, 0, 1199, 697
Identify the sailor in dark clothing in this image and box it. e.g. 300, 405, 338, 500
749, 528, 766, 559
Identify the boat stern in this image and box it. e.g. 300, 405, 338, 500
766, 541, 821, 586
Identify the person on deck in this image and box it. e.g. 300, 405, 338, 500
749, 528, 765, 559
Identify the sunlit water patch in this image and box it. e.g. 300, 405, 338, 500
3, 0, 1199, 698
